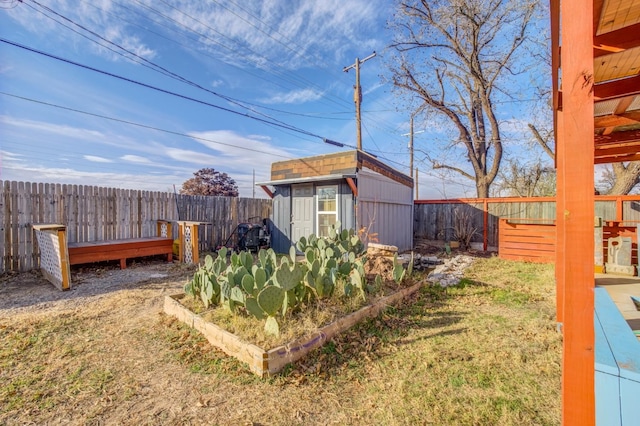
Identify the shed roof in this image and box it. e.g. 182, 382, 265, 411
256, 173, 356, 186
267, 149, 413, 188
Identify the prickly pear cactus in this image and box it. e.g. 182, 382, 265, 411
257, 285, 285, 316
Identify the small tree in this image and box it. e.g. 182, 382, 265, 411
180, 168, 239, 197
494, 160, 556, 197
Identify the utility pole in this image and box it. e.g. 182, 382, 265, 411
409, 115, 414, 179
252, 169, 255, 199
343, 51, 376, 151
415, 168, 419, 200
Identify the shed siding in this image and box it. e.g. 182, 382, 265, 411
269, 181, 356, 253
270, 186, 291, 253
339, 181, 356, 231
357, 169, 413, 251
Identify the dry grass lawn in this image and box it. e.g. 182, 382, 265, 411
0, 256, 560, 425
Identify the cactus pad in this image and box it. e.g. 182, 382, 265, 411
245, 297, 266, 320
275, 264, 304, 291
257, 286, 285, 316
264, 316, 280, 337
241, 274, 255, 294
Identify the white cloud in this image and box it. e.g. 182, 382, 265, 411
130, 0, 386, 70
84, 155, 113, 163
211, 79, 224, 88
121, 154, 152, 164
6, 0, 156, 63
260, 88, 323, 104
165, 148, 220, 165
1, 115, 105, 141
0, 161, 185, 192
187, 130, 292, 160
1, 150, 25, 162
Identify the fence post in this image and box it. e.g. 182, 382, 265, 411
178, 221, 200, 265
483, 199, 489, 251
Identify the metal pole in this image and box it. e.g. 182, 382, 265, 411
252, 169, 255, 199
415, 168, 419, 200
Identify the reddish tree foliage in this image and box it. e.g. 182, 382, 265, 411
180, 168, 239, 197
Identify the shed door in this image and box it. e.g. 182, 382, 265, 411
291, 184, 314, 244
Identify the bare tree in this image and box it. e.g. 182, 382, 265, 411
388, 0, 536, 197
597, 163, 640, 195
180, 168, 239, 197
494, 160, 555, 197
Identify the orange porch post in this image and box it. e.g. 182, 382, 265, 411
554, 0, 595, 423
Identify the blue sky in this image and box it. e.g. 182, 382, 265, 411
0, 0, 549, 199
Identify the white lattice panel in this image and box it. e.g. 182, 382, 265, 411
35, 230, 63, 285
184, 226, 193, 264
160, 222, 169, 238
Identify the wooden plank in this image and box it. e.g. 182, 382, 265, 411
24, 183, 33, 271
0, 181, 5, 273
68, 237, 173, 267
10, 181, 18, 271
58, 228, 71, 290
17, 181, 26, 271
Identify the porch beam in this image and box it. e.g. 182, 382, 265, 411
595, 128, 640, 145
260, 186, 274, 199
345, 177, 358, 197
594, 74, 640, 101
594, 22, 640, 57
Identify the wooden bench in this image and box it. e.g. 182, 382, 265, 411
33, 220, 201, 291
68, 237, 173, 270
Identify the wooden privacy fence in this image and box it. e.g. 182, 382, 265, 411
498, 219, 556, 263
414, 195, 640, 250
1, 180, 272, 273
498, 218, 640, 266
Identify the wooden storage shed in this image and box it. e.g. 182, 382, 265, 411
258, 150, 413, 253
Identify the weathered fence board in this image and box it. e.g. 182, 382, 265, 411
0, 180, 272, 273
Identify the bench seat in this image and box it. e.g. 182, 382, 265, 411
68, 237, 173, 269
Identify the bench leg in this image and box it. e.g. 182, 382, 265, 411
166, 253, 172, 263
120, 258, 127, 269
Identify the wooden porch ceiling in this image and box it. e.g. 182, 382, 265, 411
590, 0, 640, 163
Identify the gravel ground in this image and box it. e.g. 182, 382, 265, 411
0, 258, 195, 318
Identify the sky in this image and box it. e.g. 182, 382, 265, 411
0, 0, 551, 199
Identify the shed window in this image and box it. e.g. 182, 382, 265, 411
317, 185, 338, 237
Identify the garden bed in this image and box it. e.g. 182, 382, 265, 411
164, 280, 424, 377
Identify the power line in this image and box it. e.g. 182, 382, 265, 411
24, 0, 315, 132
18, 0, 409, 149
0, 37, 328, 140
0, 91, 300, 159
129, 0, 350, 111
67, 0, 351, 123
